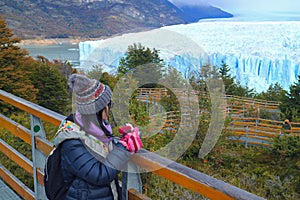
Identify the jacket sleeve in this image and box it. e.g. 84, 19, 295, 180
61, 139, 131, 186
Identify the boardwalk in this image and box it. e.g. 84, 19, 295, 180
0, 179, 22, 200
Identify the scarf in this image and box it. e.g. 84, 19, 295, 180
75, 111, 113, 145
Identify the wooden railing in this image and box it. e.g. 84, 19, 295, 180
136, 89, 281, 118
0, 89, 265, 200
137, 88, 168, 102
225, 95, 280, 108
227, 116, 300, 146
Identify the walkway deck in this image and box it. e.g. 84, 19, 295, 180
0, 179, 22, 200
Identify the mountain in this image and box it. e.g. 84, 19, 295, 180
0, 0, 233, 39
177, 5, 233, 22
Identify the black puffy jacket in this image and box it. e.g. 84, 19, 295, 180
54, 119, 131, 200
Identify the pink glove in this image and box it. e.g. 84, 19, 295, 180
119, 124, 142, 153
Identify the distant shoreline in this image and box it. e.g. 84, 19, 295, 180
19, 38, 77, 46
18, 37, 106, 46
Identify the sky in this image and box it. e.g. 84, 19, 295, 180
169, 0, 300, 16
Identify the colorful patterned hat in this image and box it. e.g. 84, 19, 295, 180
68, 74, 112, 115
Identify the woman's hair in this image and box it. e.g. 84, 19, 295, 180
79, 101, 113, 137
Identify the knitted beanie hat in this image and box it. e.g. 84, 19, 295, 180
68, 74, 113, 115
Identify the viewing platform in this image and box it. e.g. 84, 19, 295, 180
0, 89, 268, 200
0, 179, 22, 200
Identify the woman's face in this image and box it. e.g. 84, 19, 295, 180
102, 100, 113, 120
108, 100, 114, 110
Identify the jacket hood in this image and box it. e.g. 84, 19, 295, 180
53, 119, 113, 158
54, 119, 86, 147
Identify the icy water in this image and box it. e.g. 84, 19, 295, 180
20, 42, 80, 67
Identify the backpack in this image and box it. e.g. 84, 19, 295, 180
44, 145, 69, 200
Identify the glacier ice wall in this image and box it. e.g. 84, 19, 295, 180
79, 21, 300, 93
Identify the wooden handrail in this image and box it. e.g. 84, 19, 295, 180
224, 95, 280, 106
137, 89, 280, 108
0, 139, 33, 174
0, 89, 265, 200
0, 113, 53, 155
230, 118, 300, 130
131, 150, 263, 200
0, 90, 65, 126
0, 113, 32, 145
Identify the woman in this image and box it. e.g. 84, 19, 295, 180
282, 119, 292, 133
53, 74, 142, 200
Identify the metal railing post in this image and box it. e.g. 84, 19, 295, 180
122, 162, 142, 200
245, 126, 249, 148
30, 114, 47, 199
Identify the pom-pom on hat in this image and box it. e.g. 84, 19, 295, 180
68, 74, 112, 115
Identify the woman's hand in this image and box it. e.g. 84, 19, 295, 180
118, 123, 142, 153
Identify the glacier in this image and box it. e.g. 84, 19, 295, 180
79, 21, 300, 93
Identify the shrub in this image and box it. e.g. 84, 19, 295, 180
271, 135, 300, 158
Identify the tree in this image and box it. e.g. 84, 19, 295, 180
100, 72, 117, 89
0, 16, 38, 113
53, 60, 77, 80
117, 43, 164, 87
280, 75, 300, 121
87, 65, 104, 80
219, 61, 235, 95
256, 82, 286, 101
161, 65, 185, 88
218, 61, 255, 97
30, 56, 69, 114
86, 65, 117, 89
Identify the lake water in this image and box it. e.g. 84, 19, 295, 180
20, 43, 80, 67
